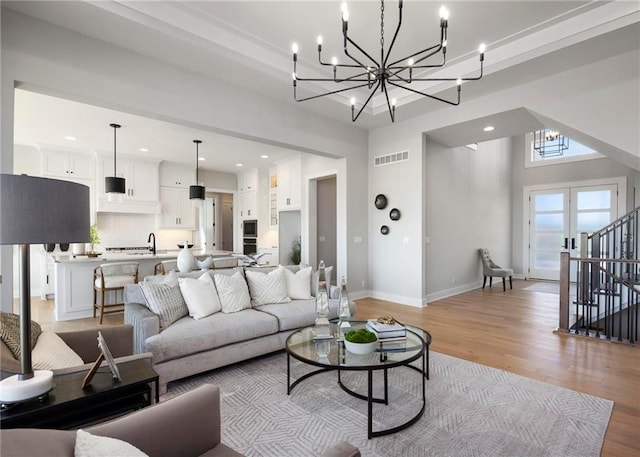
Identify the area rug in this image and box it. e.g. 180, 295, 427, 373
163, 352, 613, 457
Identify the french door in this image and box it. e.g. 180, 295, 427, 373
529, 184, 618, 280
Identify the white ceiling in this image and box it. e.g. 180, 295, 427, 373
6, 1, 638, 170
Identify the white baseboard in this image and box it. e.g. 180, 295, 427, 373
368, 290, 425, 308
424, 281, 483, 304
349, 290, 370, 301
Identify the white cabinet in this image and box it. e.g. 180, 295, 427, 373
159, 163, 195, 189
42, 148, 94, 180
277, 156, 301, 210
239, 191, 257, 219
158, 187, 196, 229
269, 190, 278, 227
96, 155, 160, 213
238, 169, 258, 192
41, 252, 56, 300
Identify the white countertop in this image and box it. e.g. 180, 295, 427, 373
53, 249, 235, 263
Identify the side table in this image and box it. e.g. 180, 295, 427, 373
1, 359, 158, 429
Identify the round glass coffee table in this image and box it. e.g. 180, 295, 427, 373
285, 321, 430, 439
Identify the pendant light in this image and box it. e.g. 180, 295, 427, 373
105, 123, 125, 200
189, 139, 205, 206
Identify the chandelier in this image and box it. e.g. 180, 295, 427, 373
291, 0, 485, 122
533, 130, 569, 157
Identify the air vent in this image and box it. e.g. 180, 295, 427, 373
374, 150, 409, 167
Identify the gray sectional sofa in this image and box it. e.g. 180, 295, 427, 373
125, 265, 352, 394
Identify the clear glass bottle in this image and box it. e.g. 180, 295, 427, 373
315, 260, 330, 325
337, 276, 351, 339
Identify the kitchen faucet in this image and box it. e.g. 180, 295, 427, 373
148, 232, 156, 255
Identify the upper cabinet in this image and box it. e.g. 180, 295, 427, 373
277, 156, 301, 210
159, 163, 195, 189
42, 147, 94, 181
238, 169, 258, 192
96, 155, 160, 213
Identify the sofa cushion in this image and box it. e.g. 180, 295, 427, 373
75, 429, 149, 457
139, 282, 188, 330
32, 332, 84, 370
179, 273, 222, 320
0, 312, 42, 360
257, 299, 317, 331
245, 267, 291, 307
284, 266, 312, 299
214, 271, 251, 314
144, 309, 278, 363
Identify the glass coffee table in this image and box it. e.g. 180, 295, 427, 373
286, 321, 430, 439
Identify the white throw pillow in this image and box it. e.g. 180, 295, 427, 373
284, 266, 312, 299
214, 271, 252, 313
246, 267, 291, 306
179, 272, 222, 319
75, 429, 149, 457
32, 332, 84, 370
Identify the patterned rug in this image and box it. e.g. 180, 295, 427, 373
163, 352, 613, 457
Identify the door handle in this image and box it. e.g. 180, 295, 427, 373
563, 238, 568, 249
571, 238, 576, 250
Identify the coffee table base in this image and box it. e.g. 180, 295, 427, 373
287, 351, 426, 439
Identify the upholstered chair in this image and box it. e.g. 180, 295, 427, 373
479, 248, 513, 291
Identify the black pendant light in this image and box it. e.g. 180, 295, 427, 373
105, 123, 126, 195
189, 139, 205, 202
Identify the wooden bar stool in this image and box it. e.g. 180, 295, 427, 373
153, 260, 177, 275
93, 262, 139, 324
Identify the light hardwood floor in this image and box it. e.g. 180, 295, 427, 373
27, 279, 639, 456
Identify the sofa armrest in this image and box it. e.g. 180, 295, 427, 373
56, 325, 134, 363
88, 384, 222, 457
321, 441, 361, 457
124, 303, 160, 355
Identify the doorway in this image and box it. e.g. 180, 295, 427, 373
528, 182, 620, 280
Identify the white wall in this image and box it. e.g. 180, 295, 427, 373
0, 9, 369, 310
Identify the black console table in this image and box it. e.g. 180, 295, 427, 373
1, 359, 158, 429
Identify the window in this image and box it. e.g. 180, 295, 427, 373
526, 130, 603, 168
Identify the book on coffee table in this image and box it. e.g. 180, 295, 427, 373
366, 319, 406, 339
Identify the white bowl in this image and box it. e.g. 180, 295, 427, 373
344, 339, 378, 355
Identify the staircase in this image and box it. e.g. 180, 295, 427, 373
558, 206, 639, 344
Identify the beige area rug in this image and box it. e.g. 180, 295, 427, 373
163, 352, 613, 457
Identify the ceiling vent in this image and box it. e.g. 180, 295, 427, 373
374, 150, 409, 167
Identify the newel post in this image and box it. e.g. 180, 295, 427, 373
558, 251, 570, 332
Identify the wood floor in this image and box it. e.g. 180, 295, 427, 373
27, 279, 639, 456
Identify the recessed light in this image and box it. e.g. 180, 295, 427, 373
483, 126, 495, 132
64, 136, 77, 141
235, 163, 243, 167
198, 157, 205, 161
260, 155, 269, 159
139, 147, 148, 152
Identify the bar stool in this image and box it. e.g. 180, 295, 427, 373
153, 260, 177, 275
93, 262, 139, 324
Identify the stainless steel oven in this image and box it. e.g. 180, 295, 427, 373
243, 238, 257, 255
242, 220, 257, 238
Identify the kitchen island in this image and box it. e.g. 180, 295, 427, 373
53, 250, 233, 321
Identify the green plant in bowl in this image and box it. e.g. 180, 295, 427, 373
344, 328, 378, 354
345, 328, 377, 343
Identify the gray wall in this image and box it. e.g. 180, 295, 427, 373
316, 176, 337, 283
424, 138, 513, 300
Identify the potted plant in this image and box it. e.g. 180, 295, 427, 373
344, 328, 378, 354
88, 224, 100, 256
288, 235, 301, 265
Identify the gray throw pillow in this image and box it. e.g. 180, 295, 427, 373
139, 282, 188, 330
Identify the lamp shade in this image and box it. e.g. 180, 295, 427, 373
105, 176, 126, 194
0, 174, 90, 245
189, 185, 205, 200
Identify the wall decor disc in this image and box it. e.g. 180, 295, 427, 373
389, 208, 401, 221
374, 194, 388, 210
380, 225, 389, 235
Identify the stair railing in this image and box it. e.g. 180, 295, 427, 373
558, 206, 639, 344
